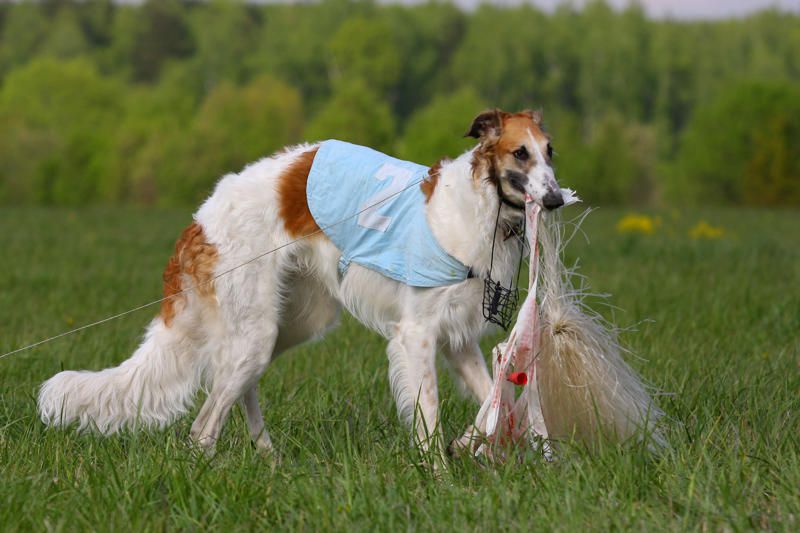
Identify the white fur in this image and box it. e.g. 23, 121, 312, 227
38, 142, 551, 455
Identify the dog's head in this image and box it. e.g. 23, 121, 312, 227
466, 108, 563, 210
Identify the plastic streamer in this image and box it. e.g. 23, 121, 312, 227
456, 189, 666, 460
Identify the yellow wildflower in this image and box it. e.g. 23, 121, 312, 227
616, 214, 656, 235
689, 220, 724, 240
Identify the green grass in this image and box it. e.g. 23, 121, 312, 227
1, 206, 798, 531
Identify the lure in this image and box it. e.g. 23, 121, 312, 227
458, 191, 665, 460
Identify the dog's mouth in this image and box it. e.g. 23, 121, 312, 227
497, 171, 527, 210
502, 171, 565, 211
500, 171, 575, 211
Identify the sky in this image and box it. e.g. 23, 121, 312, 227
128, 0, 800, 19
417, 0, 800, 18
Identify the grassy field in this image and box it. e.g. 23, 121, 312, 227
0, 206, 798, 531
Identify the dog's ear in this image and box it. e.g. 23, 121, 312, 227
521, 108, 543, 125
465, 109, 503, 139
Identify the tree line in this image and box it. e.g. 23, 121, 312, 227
0, 0, 798, 207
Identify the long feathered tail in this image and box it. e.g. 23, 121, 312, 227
38, 318, 205, 434
535, 211, 666, 449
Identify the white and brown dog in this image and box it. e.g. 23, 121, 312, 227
38, 109, 566, 455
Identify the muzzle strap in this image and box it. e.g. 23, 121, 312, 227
482, 200, 526, 330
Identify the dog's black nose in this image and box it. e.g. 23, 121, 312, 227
542, 190, 564, 210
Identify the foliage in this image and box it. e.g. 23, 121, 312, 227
744, 114, 800, 205
449, 5, 547, 111
674, 82, 800, 205
107, 64, 202, 204
0, 0, 798, 206
107, 0, 195, 83
0, 0, 49, 78
397, 87, 485, 165
0, 58, 123, 205
157, 75, 304, 205
306, 79, 395, 152
328, 16, 402, 96
189, 0, 258, 92
558, 114, 659, 205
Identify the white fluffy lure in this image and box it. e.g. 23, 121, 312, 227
457, 189, 665, 460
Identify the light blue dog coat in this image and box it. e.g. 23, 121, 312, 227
306, 140, 470, 287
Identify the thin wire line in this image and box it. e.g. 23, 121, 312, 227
0, 175, 427, 361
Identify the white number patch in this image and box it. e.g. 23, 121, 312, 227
357, 163, 413, 232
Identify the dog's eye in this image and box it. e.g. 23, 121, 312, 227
546, 144, 553, 159
513, 147, 529, 161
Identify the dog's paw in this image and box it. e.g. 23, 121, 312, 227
253, 437, 281, 465
185, 431, 218, 459
448, 425, 482, 458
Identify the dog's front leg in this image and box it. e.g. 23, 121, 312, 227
386, 322, 443, 459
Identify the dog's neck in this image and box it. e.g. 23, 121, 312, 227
425, 148, 524, 282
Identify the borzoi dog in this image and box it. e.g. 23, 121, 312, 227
38, 109, 565, 455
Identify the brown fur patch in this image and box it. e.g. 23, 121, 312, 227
162, 222, 219, 326
496, 113, 550, 161
277, 147, 321, 237
471, 145, 492, 181
421, 159, 446, 202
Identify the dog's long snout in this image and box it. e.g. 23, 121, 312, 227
542, 190, 564, 210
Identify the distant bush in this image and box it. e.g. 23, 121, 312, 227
397, 88, 485, 165
0, 1, 799, 206
744, 114, 800, 206
153, 75, 304, 206
0, 58, 123, 205
556, 114, 658, 206
674, 82, 800, 205
328, 16, 402, 97
306, 80, 395, 153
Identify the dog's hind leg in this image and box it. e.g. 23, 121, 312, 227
231, 272, 340, 453
188, 260, 284, 452
387, 322, 442, 457
443, 342, 492, 403
241, 386, 273, 451
190, 321, 279, 451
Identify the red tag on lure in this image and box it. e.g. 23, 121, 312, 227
507, 372, 528, 386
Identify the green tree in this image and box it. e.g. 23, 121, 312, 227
327, 16, 402, 96
449, 5, 548, 110
109, 64, 201, 204
75, 0, 115, 48
0, 58, 124, 204
743, 115, 800, 206
1, 0, 799, 207
107, 0, 194, 82
558, 114, 658, 205
675, 81, 800, 205
576, 2, 654, 124
0, 1, 48, 79
538, 5, 582, 113
156, 75, 304, 205
306, 79, 395, 152
190, 0, 257, 92
650, 21, 697, 154
397, 88, 485, 165
382, 2, 466, 119
38, 8, 89, 60
249, 0, 373, 113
